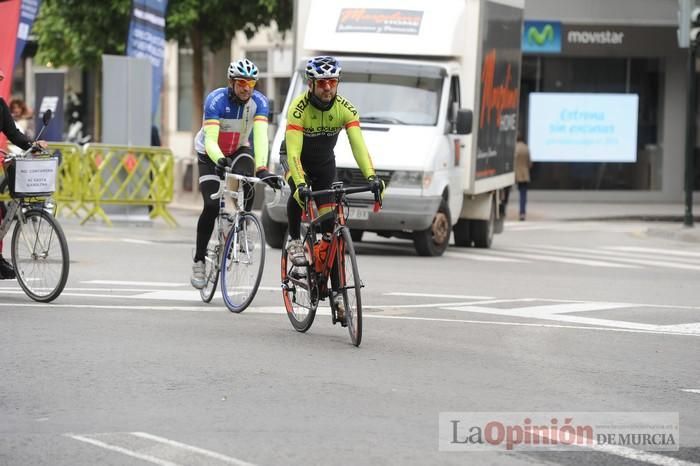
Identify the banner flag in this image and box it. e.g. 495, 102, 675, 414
126, 0, 168, 121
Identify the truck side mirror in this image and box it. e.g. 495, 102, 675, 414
456, 109, 472, 135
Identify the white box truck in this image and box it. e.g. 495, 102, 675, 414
262, 0, 523, 256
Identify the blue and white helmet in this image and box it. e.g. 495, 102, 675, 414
305, 56, 342, 80
228, 58, 259, 80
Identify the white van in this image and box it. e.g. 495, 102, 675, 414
262, 0, 524, 256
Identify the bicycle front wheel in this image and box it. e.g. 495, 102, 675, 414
337, 227, 363, 346
11, 209, 69, 303
281, 232, 317, 332
200, 243, 220, 303
221, 213, 265, 313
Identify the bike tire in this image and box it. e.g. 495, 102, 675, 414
281, 233, 317, 332
221, 212, 265, 313
337, 227, 363, 346
11, 209, 69, 303
199, 245, 220, 303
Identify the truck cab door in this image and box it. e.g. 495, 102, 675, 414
446, 75, 466, 224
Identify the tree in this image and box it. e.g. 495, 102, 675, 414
33, 0, 131, 68
33, 0, 293, 137
166, 0, 292, 132
33, 0, 132, 139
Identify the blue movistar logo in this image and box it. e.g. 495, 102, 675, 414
522, 21, 562, 54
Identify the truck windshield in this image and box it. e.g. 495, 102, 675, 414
292, 71, 443, 126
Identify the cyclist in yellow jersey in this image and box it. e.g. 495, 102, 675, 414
281, 56, 385, 315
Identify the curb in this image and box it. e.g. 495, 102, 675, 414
645, 226, 700, 243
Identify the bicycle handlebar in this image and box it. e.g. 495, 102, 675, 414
0, 145, 49, 161
303, 182, 382, 214
210, 168, 285, 204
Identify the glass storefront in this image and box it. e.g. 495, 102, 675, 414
520, 56, 663, 190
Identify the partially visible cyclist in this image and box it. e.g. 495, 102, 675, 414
281, 56, 385, 317
0, 67, 47, 280
190, 58, 281, 289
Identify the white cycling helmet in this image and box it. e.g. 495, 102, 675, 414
228, 58, 259, 80
305, 56, 342, 80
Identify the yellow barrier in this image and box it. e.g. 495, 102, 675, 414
1, 143, 176, 227
0, 143, 81, 208
79, 144, 177, 227
51, 143, 84, 217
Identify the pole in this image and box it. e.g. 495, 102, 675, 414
291, 0, 298, 77
685, 42, 696, 227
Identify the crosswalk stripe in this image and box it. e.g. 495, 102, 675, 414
605, 246, 700, 258
491, 248, 639, 268
529, 245, 700, 271
553, 245, 700, 264
444, 251, 524, 262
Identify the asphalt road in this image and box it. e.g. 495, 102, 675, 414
1, 210, 699, 466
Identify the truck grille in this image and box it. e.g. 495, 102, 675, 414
336, 168, 392, 187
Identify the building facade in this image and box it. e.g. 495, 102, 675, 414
160, 0, 697, 203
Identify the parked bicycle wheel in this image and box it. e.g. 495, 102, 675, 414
336, 227, 363, 346
11, 209, 69, 303
200, 242, 220, 303
281, 233, 317, 332
221, 213, 265, 313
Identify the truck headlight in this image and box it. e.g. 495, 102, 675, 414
390, 170, 433, 189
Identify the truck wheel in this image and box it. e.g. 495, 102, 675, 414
453, 219, 472, 247
471, 201, 495, 248
413, 199, 451, 256
350, 229, 364, 242
262, 206, 286, 249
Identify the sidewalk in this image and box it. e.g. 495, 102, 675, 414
512, 201, 700, 243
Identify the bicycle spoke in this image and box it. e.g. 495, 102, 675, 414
11, 209, 69, 302
221, 213, 265, 312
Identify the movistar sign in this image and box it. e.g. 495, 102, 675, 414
522, 21, 562, 54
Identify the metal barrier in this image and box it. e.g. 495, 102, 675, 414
0, 143, 81, 207
51, 143, 84, 217
1, 143, 176, 227
80, 144, 177, 227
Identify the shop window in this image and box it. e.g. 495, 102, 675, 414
246, 51, 268, 73
521, 57, 662, 191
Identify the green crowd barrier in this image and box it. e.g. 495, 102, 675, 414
1, 143, 176, 227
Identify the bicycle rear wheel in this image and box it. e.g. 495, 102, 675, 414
281, 233, 317, 332
221, 212, 265, 313
200, 243, 220, 303
336, 227, 363, 346
11, 209, 69, 303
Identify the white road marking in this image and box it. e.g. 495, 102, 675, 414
607, 246, 700, 258
121, 238, 156, 245
533, 430, 698, 466
490, 248, 639, 268
586, 444, 698, 466
83, 280, 184, 287
66, 434, 180, 466
442, 302, 700, 335
681, 389, 700, 394
131, 432, 256, 466
444, 251, 524, 262
3, 302, 699, 337
531, 245, 700, 270
367, 315, 700, 337
384, 292, 494, 300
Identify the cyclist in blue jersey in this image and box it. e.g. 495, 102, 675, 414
190, 58, 281, 289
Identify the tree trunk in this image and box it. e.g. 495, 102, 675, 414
190, 28, 204, 135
